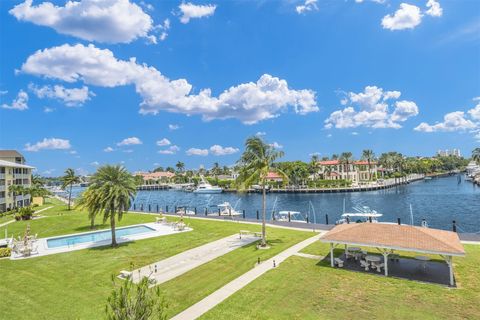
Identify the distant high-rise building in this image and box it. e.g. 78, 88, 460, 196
437, 149, 461, 157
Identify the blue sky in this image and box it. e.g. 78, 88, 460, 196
0, 0, 479, 175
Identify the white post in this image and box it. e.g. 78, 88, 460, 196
383, 252, 389, 276
448, 256, 454, 286
330, 243, 334, 267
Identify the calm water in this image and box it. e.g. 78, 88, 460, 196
46, 225, 155, 248
69, 175, 479, 232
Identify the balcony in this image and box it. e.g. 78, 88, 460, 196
0, 197, 5, 204
0, 173, 4, 179
0, 185, 5, 192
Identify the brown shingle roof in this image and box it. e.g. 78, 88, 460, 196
0, 150, 23, 158
320, 223, 465, 256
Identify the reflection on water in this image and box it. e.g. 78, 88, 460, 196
68, 175, 479, 232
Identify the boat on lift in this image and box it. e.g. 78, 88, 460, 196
208, 202, 242, 216
176, 206, 196, 216
193, 176, 222, 194
276, 211, 307, 223
336, 205, 383, 224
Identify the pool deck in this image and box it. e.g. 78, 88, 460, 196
129, 233, 260, 285
10, 222, 192, 260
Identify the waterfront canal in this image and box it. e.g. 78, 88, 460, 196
69, 175, 479, 232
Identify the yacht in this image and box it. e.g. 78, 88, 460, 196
336, 205, 383, 224
193, 176, 222, 194
276, 211, 307, 223
208, 202, 242, 216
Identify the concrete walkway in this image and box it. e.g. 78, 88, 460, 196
171, 234, 321, 320
131, 234, 260, 285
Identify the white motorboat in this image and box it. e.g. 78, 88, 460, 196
336, 205, 383, 224
193, 176, 222, 194
276, 211, 307, 223
176, 206, 196, 216
208, 202, 242, 216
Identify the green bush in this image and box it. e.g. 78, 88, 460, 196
18, 207, 34, 220
0, 248, 11, 258
32, 204, 39, 208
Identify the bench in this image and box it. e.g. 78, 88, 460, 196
239, 230, 262, 239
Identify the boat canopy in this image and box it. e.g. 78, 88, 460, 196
217, 202, 232, 207
341, 212, 383, 218
278, 211, 301, 215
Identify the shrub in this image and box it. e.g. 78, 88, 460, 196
18, 207, 34, 220
0, 248, 11, 258
32, 204, 39, 208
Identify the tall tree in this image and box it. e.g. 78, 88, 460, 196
61, 168, 81, 210
339, 152, 354, 185
86, 165, 136, 247
473, 148, 480, 164
76, 187, 102, 230
361, 149, 375, 180
236, 137, 285, 247
175, 161, 185, 173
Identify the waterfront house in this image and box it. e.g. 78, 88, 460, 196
135, 171, 176, 185
265, 171, 284, 183
316, 160, 378, 184
0, 150, 35, 212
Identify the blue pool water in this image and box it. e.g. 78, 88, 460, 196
47, 225, 155, 248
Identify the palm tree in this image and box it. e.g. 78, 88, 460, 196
236, 137, 285, 247
309, 154, 319, 180
176, 161, 185, 173
361, 149, 375, 180
86, 165, 136, 247
76, 187, 102, 230
339, 152, 353, 185
8, 184, 24, 209
323, 165, 332, 179
472, 148, 480, 164
61, 168, 80, 210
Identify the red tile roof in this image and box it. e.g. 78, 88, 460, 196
136, 171, 175, 179
266, 172, 283, 179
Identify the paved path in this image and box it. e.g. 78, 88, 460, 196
0, 206, 54, 228
171, 234, 321, 320
131, 234, 260, 285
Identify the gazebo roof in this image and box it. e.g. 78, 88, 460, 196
320, 223, 465, 256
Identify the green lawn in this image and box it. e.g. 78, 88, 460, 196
0, 205, 313, 319
201, 241, 480, 320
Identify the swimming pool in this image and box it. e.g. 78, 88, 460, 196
46, 225, 156, 248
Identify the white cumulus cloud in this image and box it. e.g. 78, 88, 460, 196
296, 0, 318, 14
209, 145, 239, 156
20, 44, 318, 124
426, 0, 442, 17
103, 147, 114, 152
325, 86, 419, 129
382, 3, 423, 31
1, 90, 28, 110
169, 124, 180, 130
414, 112, 476, 132
179, 2, 216, 24
158, 145, 180, 154
29, 84, 94, 106
269, 142, 283, 149
10, 0, 154, 44
415, 98, 480, 135
156, 138, 171, 146
186, 148, 209, 156
117, 137, 142, 146
25, 138, 71, 152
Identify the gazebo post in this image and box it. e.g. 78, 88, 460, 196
382, 252, 389, 276
330, 243, 334, 267
447, 255, 454, 286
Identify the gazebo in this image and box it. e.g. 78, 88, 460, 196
320, 223, 465, 286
